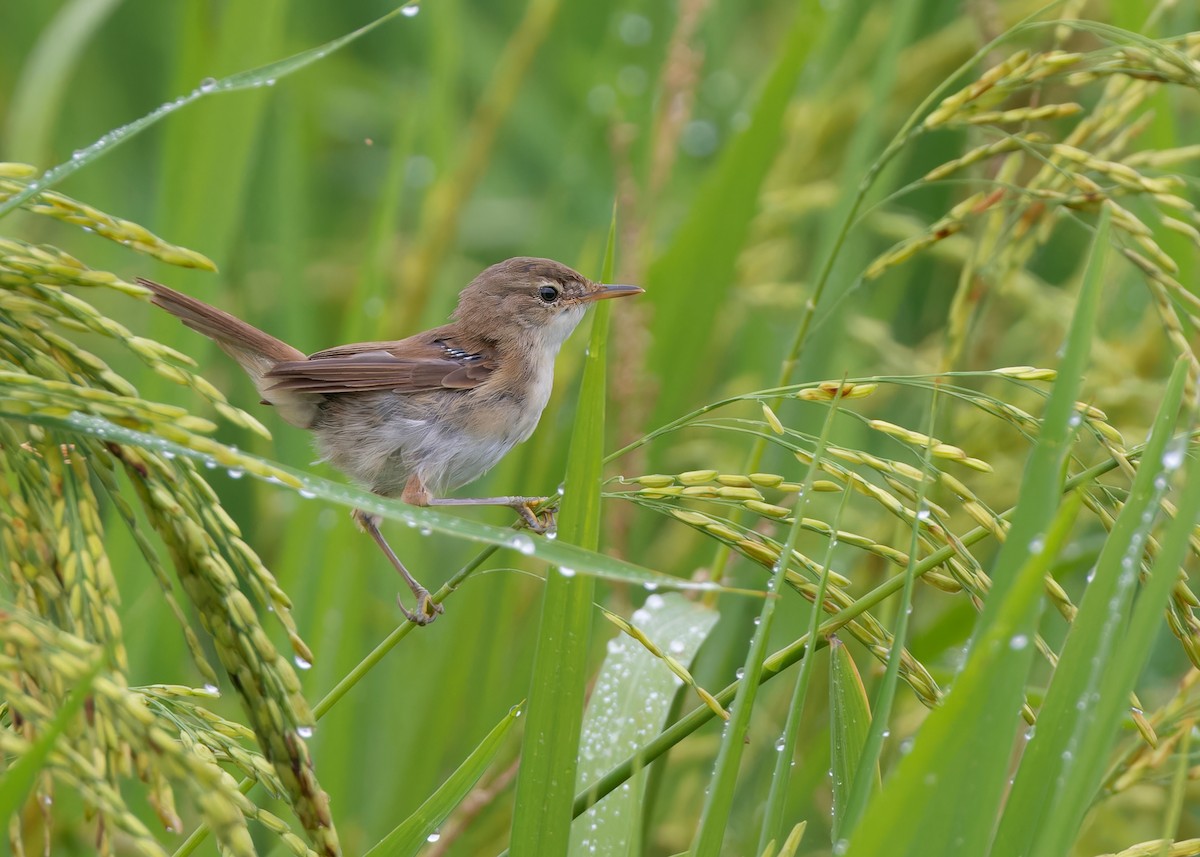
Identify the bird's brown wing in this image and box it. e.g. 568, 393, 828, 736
265, 336, 495, 395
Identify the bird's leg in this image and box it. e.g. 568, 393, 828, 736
401, 476, 555, 533
352, 509, 443, 625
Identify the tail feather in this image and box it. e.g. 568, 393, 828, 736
138, 278, 319, 428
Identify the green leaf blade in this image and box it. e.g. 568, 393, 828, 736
362, 703, 522, 857
509, 220, 618, 855
841, 209, 1111, 857
828, 637, 876, 842
569, 595, 719, 856
996, 357, 1192, 857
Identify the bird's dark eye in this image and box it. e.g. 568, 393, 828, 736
538, 285, 561, 303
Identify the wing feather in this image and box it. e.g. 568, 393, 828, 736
265, 338, 495, 395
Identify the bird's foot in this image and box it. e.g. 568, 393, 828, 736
512, 498, 556, 534
398, 588, 444, 626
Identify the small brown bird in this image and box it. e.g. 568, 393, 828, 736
139, 258, 641, 624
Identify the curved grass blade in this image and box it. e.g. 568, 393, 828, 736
510, 217, 616, 855
5, 409, 748, 596
841, 208, 1111, 857
569, 594, 719, 856
362, 702, 523, 857
0, 2, 418, 219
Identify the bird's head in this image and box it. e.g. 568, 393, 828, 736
453, 257, 642, 350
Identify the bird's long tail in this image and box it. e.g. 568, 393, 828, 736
138, 278, 319, 428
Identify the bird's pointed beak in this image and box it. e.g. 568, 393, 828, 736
584, 283, 644, 302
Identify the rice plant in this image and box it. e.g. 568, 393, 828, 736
2, 2, 1199, 855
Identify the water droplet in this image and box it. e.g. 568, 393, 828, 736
1028, 537, 1044, 555
39, 794, 52, 807
509, 534, 535, 555
668, 639, 686, 654
645, 594, 665, 610
265, 78, 277, 86
916, 505, 932, 521
1009, 634, 1029, 651
294, 655, 312, 670
774, 736, 787, 751
644, 581, 658, 591
198, 76, 218, 93
202, 684, 219, 695
162, 450, 176, 460
71, 149, 86, 161
735, 668, 745, 679
227, 468, 244, 479
1162, 441, 1186, 471
297, 726, 313, 738
402, 3, 420, 16
419, 527, 433, 537
298, 489, 316, 499
559, 566, 576, 577
426, 830, 441, 843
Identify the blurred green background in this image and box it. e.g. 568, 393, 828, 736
4, 0, 1200, 854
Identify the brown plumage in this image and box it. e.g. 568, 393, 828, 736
139, 257, 642, 624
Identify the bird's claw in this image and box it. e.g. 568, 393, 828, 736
515, 499, 556, 534
398, 589, 444, 626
